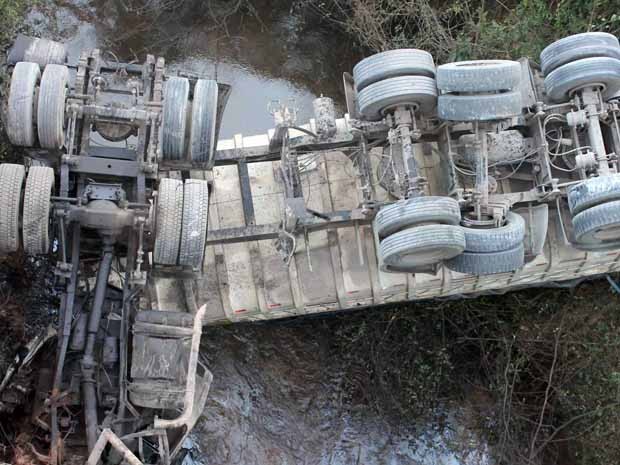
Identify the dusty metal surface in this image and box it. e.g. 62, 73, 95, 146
156, 117, 620, 324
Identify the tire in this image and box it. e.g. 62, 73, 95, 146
436, 60, 521, 93
7, 62, 40, 147
445, 244, 524, 275
37, 64, 69, 149
357, 76, 437, 120
540, 32, 620, 76
544, 57, 620, 102
154, 178, 183, 265
179, 179, 209, 268
353, 49, 435, 92
162, 77, 190, 161
22, 167, 54, 255
189, 79, 218, 167
0, 164, 25, 254
438, 91, 521, 121
9, 35, 67, 68
374, 196, 461, 239
572, 200, 620, 247
459, 211, 525, 253
567, 174, 620, 215
380, 224, 465, 270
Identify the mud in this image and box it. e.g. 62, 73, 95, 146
0, 255, 56, 376
196, 319, 490, 465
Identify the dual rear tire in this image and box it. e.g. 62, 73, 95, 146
353, 49, 438, 120
436, 60, 522, 121
0, 164, 54, 255
375, 196, 465, 272
568, 175, 620, 250
153, 178, 210, 268
162, 77, 219, 167
7, 62, 68, 149
445, 212, 526, 275
541, 32, 620, 102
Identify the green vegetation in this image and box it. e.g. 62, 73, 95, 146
0, 0, 28, 51
310, 0, 620, 62
331, 281, 620, 465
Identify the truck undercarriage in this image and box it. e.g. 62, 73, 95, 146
1, 31, 620, 463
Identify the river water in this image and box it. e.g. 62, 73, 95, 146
22, 1, 491, 463
25, 0, 356, 138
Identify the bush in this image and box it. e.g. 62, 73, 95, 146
310, 0, 620, 62
0, 0, 28, 51
326, 279, 620, 465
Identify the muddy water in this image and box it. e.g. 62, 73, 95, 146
197, 320, 491, 465
26, 0, 357, 137
23, 1, 490, 463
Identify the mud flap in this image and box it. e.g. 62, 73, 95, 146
514, 203, 548, 261
342, 72, 359, 119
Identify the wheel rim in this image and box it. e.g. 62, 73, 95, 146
386, 244, 463, 268
583, 223, 620, 243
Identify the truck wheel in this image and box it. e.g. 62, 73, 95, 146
437, 60, 521, 93
7, 62, 40, 147
572, 199, 620, 248
22, 167, 54, 255
8, 35, 67, 68
162, 77, 190, 161
380, 224, 465, 270
438, 91, 522, 121
459, 212, 525, 253
189, 79, 218, 167
353, 49, 435, 91
357, 75, 437, 120
37, 64, 69, 149
540, 32, 620, 76
153, 178, 183, 265
178, 179, 209, 268
567, 174, 620, 215
445, 244, 524, 275
544, 57, 620, 102
374, 196, 461, 239
0, 164, 26, 254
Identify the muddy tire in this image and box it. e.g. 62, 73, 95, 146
37, 64, 69, 149
572, 199, 620, 248
544, 57, 620, 102
162, 77, 190, 161
7, 62, 40, 147
460, 212, 525, 253
179, 179, 209, 268
23, 167, 54, 255
189, 79, 218, 167
9, 35, 67, 68
380, 224, 465, 271
438, 91, 521, 121
567, 174, 620, 215
437, 60, 521, 93
445, 244, 524, 275
353, 49, 435, 91
374, 196, 461, 239
357, 76, 437, 120
154, 178, 183, 265
540, 32, 620, 76
0, 164, 26, 254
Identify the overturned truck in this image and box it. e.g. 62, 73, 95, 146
1, 31, 620, 464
